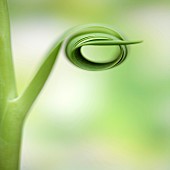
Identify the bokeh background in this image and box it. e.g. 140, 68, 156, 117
8, 0, 170, 169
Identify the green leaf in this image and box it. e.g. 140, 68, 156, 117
11, 24, 142, 120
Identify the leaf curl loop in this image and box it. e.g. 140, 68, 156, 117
62, 24, 142, 70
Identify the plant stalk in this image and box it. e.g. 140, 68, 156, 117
0, 0, 17, 116
0, 0, 20, 170
0, 106, 23, 170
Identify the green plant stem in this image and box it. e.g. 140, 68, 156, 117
0, 0, 20, 170
0, 107, 23, 170
0, 0, 17, 112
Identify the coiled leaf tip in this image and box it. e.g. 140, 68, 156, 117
63, 24, 142, 71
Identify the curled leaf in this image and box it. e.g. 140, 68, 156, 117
62, 24, 142, 70
12, 24, 142, 117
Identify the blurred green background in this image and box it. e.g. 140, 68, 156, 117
8, 0, 170, 169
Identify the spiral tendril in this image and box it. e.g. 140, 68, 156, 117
57, 24, 142, 71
